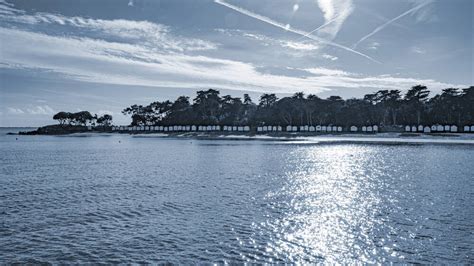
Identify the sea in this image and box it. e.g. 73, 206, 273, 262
1, 127, 473, 263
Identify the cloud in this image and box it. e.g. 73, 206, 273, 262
214, 0, 379, 63
26, 105, 55, 115
316, 0, 354, 40
352, 0, 434, 49
7, 107, 25, 114
0, 3, 217, 52
411, 46, 426, 54
322, 54, 338, 61
367, 42, 380, 50
127, 0, 134, 7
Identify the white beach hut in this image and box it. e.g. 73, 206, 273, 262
367, 126, 373, 132
206, 126, 211, 131
316, 125, 321, 132
405, 125, 410, 132
146, 126, 150, 131
272, 126, 277, 131
431, 125, 437, 131
418, 125, 424, 131
327, 126, 332, 132
286, 125, 292, 132
350, 126, 357, 132
227, 126, 232, 131
463, 126, 470, 132
231, 126, 237, 131
373, 125, 378, 132
411, 126, 417, 132
332, 126, 337, 132
299, 126, 304, 132
262, 126, 267, 132
223, 126, 228, 131
191, 125, 196, 131
185, 126, 190, 131
277, 126, 282, 132
437, 125, 444, 131
238, 126, 243, 132
164, 127, 168, 132
337, 126, 343, 132
424, 126, 431, 133
257, 127, 262, 132
362, 126, 367, 132
304, 125, 309, 132
140, 126, 145, 131
309, 126, 315, 132
321, 126, 327, 132
244, 126, 250, 132
471, 125, 474, 132
216, 125, 221, 131
292, 126, 298, 132
450, 125, 458, 132
444, 125, 450, 131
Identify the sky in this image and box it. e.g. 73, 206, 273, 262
0, 0, 472, 126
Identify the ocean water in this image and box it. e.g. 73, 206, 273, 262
0, 132, 473, 263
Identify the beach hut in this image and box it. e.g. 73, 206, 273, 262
411, 126, 417, 132
205, 126, 210, 131
140, 126, 145, 131
223, 126, 228, 131
231, 126, 236, 131
286, 125, 292, 132
437, 125, 444, 131
292, 126, 297, 132
244, 126, 250, 132
424, 126, 431, 133
367, 126, 373, 132
299, 126, 304, 132
216, 125, 221, 131
444, 125, 450, 131
263, 126, 268, 132
337, 126, 342, 132
463, 126, 470, 132
405, 125, 411, 132
128, 127, 132, 131
277, 126, 282, 132
450, 125, 458, 132
309, 126, 315, 132
238, 126, 243, 132
321, 126, 327, 132
190, 125, 195, 131
227, 126, 232, 131
257, 127, 262, 132
304, 125, 309, 132
164, 127, 168, 132
362, 126, 367, 132
332, 126, 337, 132
327, 126, 332, 132
350, 126, 357, 132
418, 125, 423, 131
185, 126, 190, 131
373, 125, 378, 132
431, 125, 437, 131
272, 126, 277, 131
471, 125, 474, 132
144, 126, 149, 131
316, 125, 322, 132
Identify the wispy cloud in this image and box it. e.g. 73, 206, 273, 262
322, 54, 339, 61
352, 0, 434, 49
7, 107, 25, 114
316, 0, 354, 40
214, 0, 380, 63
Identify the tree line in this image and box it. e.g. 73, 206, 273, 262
121, 85, 473, 127
53, 111, 113, 127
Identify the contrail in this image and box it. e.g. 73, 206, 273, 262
214, 0, 380, 64
352, 0, 433, 49
296, 14, 343, 42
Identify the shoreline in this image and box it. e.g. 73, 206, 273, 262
12, 130, 474, 145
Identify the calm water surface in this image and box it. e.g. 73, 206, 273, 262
1, 131, 473, 263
